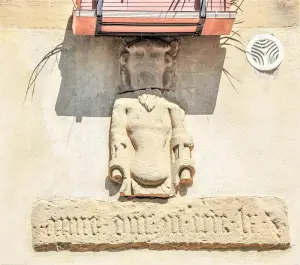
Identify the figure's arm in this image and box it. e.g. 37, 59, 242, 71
109, 99, 129, 184
169, 103, 195, 185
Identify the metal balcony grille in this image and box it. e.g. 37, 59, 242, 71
206, 0, 230, 11
74, 0, 235, 36
99, 0, 230, 12
102, 0, 199, 12
77, 0, 231, 12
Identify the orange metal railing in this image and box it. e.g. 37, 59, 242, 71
206, 0, 230, 11
73, 0, 235, 35
76, 0, 231, 13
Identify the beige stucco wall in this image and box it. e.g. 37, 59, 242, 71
1, 0, 300, 264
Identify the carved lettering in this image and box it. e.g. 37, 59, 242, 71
32, 197, 290, 251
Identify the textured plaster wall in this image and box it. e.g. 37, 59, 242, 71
1, 1, 300, 264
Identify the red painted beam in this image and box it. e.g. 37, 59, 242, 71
202, 18, 235, 35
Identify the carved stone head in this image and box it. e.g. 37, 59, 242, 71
120, 39, 178, 91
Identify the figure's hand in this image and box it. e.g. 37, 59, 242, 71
179, 168, 192, 185
110, 168, 123, 184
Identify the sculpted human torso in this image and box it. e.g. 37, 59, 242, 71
108, 39, 195, 198
127, 96, 172, 186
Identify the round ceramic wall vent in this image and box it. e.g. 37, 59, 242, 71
246, 34, 284, 71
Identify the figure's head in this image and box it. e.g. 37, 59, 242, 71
120, 39, 178, 91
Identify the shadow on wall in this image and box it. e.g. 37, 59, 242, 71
55, 20, 226, 119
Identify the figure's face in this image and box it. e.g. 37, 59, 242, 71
123, 44, 171, 90
128, 47, 166, 68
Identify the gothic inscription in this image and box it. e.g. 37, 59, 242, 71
32, 197, 290, 251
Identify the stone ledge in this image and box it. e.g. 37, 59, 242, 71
32, 197, 290, 251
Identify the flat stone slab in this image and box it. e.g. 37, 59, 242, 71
32, 197, 290, 251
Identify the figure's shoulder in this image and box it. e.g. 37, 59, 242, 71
162, 98, 185, 113
113, 98, 135, 107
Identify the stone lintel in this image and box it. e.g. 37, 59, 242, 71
32, 197, 290, 251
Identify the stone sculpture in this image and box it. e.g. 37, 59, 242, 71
31, 40, 291, 253
108, 39, 195, 197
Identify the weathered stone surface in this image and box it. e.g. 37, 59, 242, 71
32, 197, 290, 251
109, 39, 195, 198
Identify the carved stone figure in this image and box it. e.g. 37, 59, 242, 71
109, 39, 195, 197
